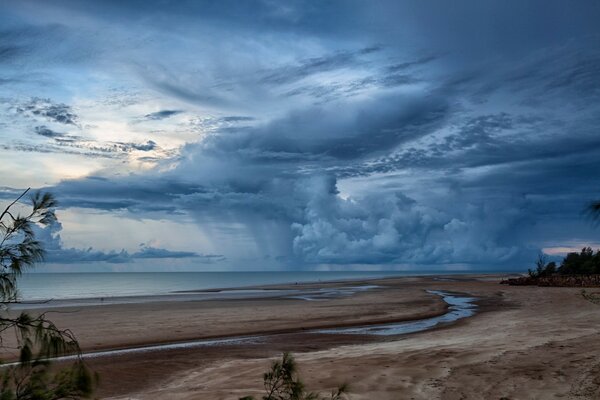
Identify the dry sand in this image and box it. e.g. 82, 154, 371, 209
11, 275, 600, 399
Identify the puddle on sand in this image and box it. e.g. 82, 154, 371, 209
315, 290, 477, 336
286, 285, 381, 301
1, 290, 476, 365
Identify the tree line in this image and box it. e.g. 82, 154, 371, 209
529, 247, 600, 278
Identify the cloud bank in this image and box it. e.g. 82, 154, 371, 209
1, 0, 599, 270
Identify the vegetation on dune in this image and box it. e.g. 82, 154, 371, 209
504, 249, 600, 286
504, 200, 600, 286
240, 352, 348, 400
527, 254, 556, 278
556, 247, 600, 275
0, 189, 95, 399
528, 248, 600, 278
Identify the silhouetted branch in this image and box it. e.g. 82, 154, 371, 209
0, 189, 30, 223
588, 200, 600, 225
0, 190, 95, 399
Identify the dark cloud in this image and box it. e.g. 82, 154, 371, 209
255, 48, 427, 103
261, 47, 379, 85
127, 140, 157, 152
196, 92, 450, 162
56, 139, 161, 154
48, 175, 194, 213
2, 138, 161, 159
466, 38, 600, 107
220, 116, 255, 122
290, 176, 536, 265
34, 125, 64, 138
48, 170, 541, 266
143, 109, 182, 120
386, 56, 437, 73
144, 79, 230, 109
17, 98, 78, 125
282, 73, 418, 102
0, 44, 21, 60
0, 25, 54, 67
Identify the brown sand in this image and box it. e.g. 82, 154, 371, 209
11, 275, 600, 399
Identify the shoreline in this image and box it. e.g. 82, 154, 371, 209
10, 283, 384, 309
15, 271, 523, 303
5, 277, 455, 357
1, 290, 475, 366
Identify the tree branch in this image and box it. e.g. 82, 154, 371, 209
0, 189, 30, 224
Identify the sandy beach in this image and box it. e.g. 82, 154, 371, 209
9, 275, 600, 399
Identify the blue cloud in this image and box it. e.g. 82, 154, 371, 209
35, 125, 64, 138
143, 110, 182, 120
17, 98, 78, 125
2, 0, 600, 270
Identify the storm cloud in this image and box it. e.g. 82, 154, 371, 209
143, 110, 182, 120
1, 0, 600, 270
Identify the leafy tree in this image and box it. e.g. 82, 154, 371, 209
241, 352, 348, 400
558, 247, 600, 275
526, 253, 559, 279
528, 253, 545, 278
0, 189, 95, 399
544, 261, 557, 275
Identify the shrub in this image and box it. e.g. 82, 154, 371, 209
241, 352, 348, 400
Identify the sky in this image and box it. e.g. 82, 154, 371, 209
1, 0, 599, 272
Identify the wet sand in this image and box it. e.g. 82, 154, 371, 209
10, 274, 600, 399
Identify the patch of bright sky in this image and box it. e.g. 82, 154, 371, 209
543, 244, 600, 255
0, 151, 105, 187
76, 85, 204, 145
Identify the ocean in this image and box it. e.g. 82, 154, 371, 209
16, 271, 466, 301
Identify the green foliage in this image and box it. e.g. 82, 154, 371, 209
558, 247, 600, 275
0, 360, 94, 400
527, 248, 600, 278
241, 352, 348, 400
0, 189, 57, 301
0, 189, 95, 399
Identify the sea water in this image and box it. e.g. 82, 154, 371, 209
17, 271, 467, 301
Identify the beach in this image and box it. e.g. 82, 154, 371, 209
9, 275, 600, 399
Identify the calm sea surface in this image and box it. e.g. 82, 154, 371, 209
16, 271, 472, 301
